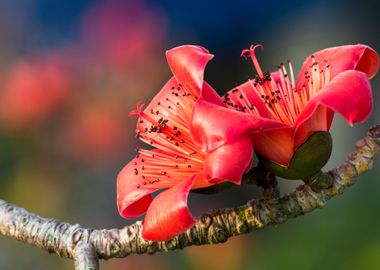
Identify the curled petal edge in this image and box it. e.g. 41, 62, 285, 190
142, 175, 198, 241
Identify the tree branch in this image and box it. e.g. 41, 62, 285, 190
0, 125, 379, 269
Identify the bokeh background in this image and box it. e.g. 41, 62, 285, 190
0, 0, 379, 269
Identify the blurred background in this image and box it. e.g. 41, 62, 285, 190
0, 0, 379, 269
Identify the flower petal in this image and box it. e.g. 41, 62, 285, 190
191, 98, 286, 152
257, 106, 333, 167
204, 137, 253, 184
295, 70, 372, 146
296, 44, 379, 89
201, 81, 225, 107
117, 156, 158, 219
142, 175, 198, 241
293, 106, 331, 152
252, 127, 295, 166
166, 45, 214, 96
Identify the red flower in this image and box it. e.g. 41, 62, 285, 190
117, 45, 282, 241
225, 44, 379, 167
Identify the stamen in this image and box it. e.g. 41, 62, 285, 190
241, 44, 265, 78
229, 48, 332, 126
287, 60, 296, 88
128, 102, 145, 118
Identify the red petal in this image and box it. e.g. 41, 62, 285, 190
252, 127, 295, 166
142, 175, 198, 241
117, 157, 158, 219
166, 45, 214, 96
191, 98, 286, 152
204, 137, 253, 184
296, 44, 379, 90
201, 81, 225, 106
253, 107, 331, 167
295, 70, 372, 145
293, 106, 331, 151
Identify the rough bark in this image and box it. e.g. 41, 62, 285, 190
0, 125, 379, 270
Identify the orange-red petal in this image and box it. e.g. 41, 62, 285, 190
142, 175, 198, 241
166, 45, 214, 96
203, 137, 253, 184
296, 44, 379, 90
117, 156, 158, 219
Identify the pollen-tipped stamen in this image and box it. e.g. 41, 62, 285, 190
237, 50, 332, 125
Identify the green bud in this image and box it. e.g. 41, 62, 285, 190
258, 131, 332, 180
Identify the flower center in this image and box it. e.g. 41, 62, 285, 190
227, 44, 331, 125
129, 80, 206, 188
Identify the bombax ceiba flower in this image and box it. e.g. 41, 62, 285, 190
225, 44, 379, 179
117, 45, 283, 241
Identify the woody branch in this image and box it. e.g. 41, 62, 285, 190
0, 125, 379, 270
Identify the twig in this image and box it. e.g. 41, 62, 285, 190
0, 125, 379, 270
